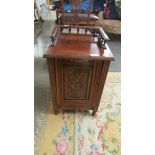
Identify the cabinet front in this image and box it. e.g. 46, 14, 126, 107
55, 59, 96, 109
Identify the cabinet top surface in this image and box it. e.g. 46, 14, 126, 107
43, 35, 114, 60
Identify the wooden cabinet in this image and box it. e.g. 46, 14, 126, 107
43, 26, 114, 115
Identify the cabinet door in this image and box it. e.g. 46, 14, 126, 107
56, 59, 96, 109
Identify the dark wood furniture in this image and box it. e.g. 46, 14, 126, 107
43, 25, 114, 115
56, 0, 99, 25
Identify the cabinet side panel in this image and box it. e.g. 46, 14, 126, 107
89, 61, 103, 108
93, 61, 111, 112
47, 58, 58, 113
54, 59, 63, 108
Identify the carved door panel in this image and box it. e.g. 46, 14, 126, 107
64, 65, 92, 99
58, 59, 96, 108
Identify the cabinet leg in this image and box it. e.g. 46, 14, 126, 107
54, 110, 58, 115
54, 107, 58, 115
92, 110, 97, 116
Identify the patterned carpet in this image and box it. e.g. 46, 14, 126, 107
36, 72, 121, 155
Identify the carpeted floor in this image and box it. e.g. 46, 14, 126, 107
36, 72, 121, 155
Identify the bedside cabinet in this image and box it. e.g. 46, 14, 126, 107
43, 26, 114, 115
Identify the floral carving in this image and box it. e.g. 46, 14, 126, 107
65, 66, 91, 99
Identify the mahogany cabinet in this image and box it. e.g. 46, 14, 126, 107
43, 26, 114, 115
